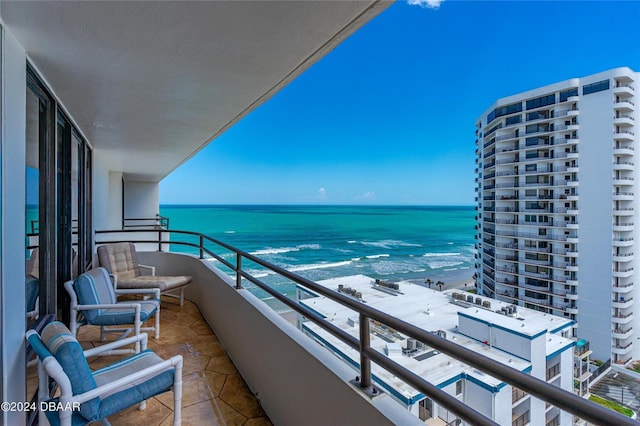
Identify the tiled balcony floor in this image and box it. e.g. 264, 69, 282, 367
31, 297, 272, 426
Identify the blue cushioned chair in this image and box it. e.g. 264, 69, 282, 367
66, 267, 160, 350
26, 321, 182, 426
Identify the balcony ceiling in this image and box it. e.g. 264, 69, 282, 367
1, 1, 390, 181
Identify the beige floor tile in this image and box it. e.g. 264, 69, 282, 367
107, 396, 173, 426
219, 374, 267, 419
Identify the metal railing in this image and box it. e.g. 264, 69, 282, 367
94, 228, 637, 426
122, 214, 169, 229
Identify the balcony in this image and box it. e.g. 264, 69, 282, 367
612, 342, 633, 355
612, 327, 633, 340
612, 297, 633, 309
546, 364, 560, 381
614, 267, 634, 278
613, 237, 634, 247
613, 146, 635, 156
614, 85, 635, 97
614, 99, 635, 112
614, 130, 635, 141
613, 161, 635, 171
66, 299, 272, 425
613, 192, 634, 201
613, 223, 634, 232
613, 252, 634, 262
83, 228, 636, 426
613, 312, 634, 325
614, 115, 635, 126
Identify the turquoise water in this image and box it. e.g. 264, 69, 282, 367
160, 205, 475, 301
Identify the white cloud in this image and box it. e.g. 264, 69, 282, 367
408, 0, 444, 9
317, 187, 327, 200
360, 191, 376, 200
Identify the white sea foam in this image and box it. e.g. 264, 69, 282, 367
422, 252, 461, 257
288, 261, 352, 273
365, 254, 390, 259
251, 244, 321, 256
360, 240, 421, 248
426, 260, 464, 269
224, 230, 235, 234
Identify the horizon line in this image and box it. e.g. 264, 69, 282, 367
159, 203, 475, 207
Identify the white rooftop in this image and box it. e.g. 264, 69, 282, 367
299, 275, 575, 403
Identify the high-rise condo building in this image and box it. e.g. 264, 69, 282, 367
475, 67, 638, 366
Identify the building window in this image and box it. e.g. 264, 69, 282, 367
582, 79, 610, 95
456, 380, 463, 396
526, 94, 556, 110
559, 88, 578, 102
419, 398, 433, 420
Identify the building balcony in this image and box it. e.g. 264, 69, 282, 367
612, 342, 633, 355
613, 192, 634, 201
612, 297, 633, 309
613, 146, 635, 156
614, 85, 635, 97
613, 237, 634, 247
614, 116, 635, 127
613, 252, 634, 262
613, 312, 634, 326
613, 267, 634, 278
613, 207, 634, 216
613, 177, 633, 186
614, 130, 635, 141
613, 161, 634, 171
614, 99, 635, 112
612, 327, 633, 340
613, 281, 634, 293
613, 223, 634, 232
63, 298, 272, 426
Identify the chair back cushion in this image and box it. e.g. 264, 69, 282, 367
74, 268, 117, 322
25, 277, 39, 312
97, 243, 141, 279
26, 248, 39, 279
41, 321, 99, 420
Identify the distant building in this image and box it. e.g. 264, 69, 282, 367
297, 275, 574, 425
474, 68, 638, 366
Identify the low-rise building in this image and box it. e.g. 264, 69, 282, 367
298, 275, 575, 425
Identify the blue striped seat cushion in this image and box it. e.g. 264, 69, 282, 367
41, 322, 99, 420
91, 349, 175, 419
74, 268, 117, 323
87, 300, 160, 326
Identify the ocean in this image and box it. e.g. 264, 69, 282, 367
160, 205, 476, 305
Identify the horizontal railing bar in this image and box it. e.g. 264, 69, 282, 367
93, 228, 633, 426
95, 232, 235, 271
240, 270, 359, 350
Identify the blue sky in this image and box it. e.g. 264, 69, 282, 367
160, 0, 640, 206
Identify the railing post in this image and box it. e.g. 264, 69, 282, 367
199, 235, 204, 259
236, 254, 242, 289
359, 313, 371, 389
158, 230, 162, 252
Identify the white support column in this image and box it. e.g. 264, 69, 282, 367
1, 26, 27, 426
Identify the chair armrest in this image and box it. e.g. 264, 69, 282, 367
109, 273, 118, 289
71, 354, 183, 404
76, 303, 143, 311
138, 264, 156, 276
115, 288, 161, 299
83, 333, 149, 358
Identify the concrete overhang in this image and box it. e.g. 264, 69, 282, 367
1, 0, 392, 181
